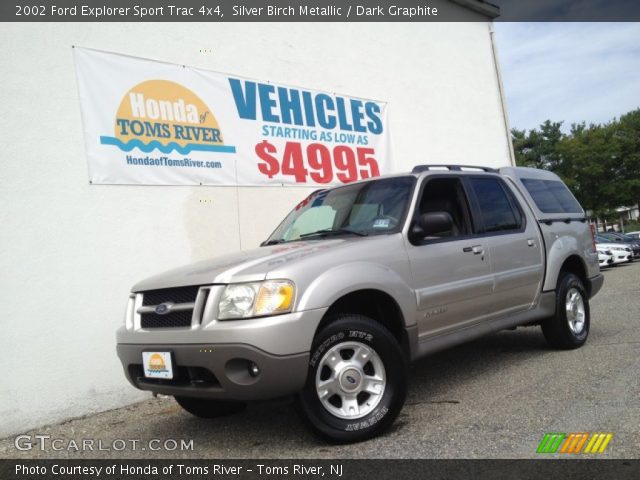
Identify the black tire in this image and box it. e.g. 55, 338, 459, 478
298, 315, 407, 443
541, 272, 590, 349
174, 396, 245, 418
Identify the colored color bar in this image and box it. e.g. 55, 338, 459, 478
541, 433, 566, 453
591, 433, 606, 453
560, 434, 576, 453
584, 433, 599, 453
551, 433, 566, 453
598, 433, 613, 453
573, 433, 589, 454
537, 433, 553, 453
541, 432, 613, 454
542, 434, 558, 453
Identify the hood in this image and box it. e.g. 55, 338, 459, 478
132, 238, 354, 292
596, 242, 630, 249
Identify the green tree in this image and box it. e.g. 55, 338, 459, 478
510, 109, 640, 217
613, 109, 640, 209
555, 121, 621, 214
511, 120, 564, 169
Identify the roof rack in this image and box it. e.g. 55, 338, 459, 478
411, 165, 498, 174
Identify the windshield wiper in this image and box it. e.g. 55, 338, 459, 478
261, 238, 287, 246
262, 228, 368, 245
299, 228, 369, 238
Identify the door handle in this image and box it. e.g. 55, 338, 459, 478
527, 238, 536, 247
463, 245, 484, 255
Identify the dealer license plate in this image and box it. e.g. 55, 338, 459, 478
142, 351, 173, 379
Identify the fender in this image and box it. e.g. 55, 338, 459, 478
296, 261, 417, 328
542, 233, 587, 291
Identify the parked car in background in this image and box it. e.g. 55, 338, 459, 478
626, 231, 640, 240
596, 247, 614, 268
599, 233, 640, 259
595, 235, 633, 264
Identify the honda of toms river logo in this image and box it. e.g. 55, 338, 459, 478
147, 353, 168, 372
100, 79, 236, 155
536, 432, 613, 454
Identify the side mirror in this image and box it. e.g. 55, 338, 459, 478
411, 211, 454, 240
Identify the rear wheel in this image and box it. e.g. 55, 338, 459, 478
541, 272, 590, 349
298, 315, 407, 443
174, 396, 245, 418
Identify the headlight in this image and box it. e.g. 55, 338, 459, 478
218, 280, 295, 320
218, 283, 259, 319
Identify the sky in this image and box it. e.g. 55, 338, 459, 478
494, 22, 640, 132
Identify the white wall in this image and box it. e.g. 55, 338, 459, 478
0, 20, 512, 437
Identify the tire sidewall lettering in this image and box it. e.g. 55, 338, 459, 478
348, 330, 374, 342
310, 330, 375, 367
344, 405, 389, 432
309, 331, 345, 368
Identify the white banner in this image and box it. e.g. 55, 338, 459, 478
73, 48, 392, 186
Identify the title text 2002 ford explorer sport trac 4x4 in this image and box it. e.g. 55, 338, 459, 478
117, 165, 603, 443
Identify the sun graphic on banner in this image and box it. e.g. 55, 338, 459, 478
100, 79, 236, 155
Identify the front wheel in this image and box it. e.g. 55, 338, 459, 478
298, 315, 407, 443
541, 273, 590, 349
174, 396, 245, 418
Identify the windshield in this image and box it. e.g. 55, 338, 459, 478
603, 233, 633, 242
265, 176, 416, 244
616, 234, 635, 242
596, 235, 619, 243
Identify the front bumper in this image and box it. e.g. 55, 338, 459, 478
117, 308, 327, 356
117, 343, 309, 401
598, 257, 614, 267
116, 307, 327, 401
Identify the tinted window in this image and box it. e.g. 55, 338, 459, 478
520, 178, 583, 214
470, 178, 522, 233
418, 177, 473, 238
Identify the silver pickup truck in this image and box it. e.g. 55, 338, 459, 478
117, 165, 603, 443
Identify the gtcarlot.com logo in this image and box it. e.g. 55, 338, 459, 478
536, 432, 613, 454
14, 434, 194, 452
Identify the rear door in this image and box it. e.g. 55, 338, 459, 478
466, 176, 544, 315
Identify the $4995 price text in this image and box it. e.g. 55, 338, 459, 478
255, 140, 381, 184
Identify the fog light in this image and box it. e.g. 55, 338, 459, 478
248, 362, 260, 377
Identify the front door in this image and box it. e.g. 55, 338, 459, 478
405, 176, 494, 340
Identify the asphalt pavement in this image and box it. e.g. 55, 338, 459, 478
2, 262, 639, 459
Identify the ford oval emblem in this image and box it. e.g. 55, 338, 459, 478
155, 303, 171, 315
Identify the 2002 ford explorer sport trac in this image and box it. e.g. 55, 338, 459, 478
117, 165, 603, 443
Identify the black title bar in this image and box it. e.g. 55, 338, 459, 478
2, 0, 640, 22
2, 459, 640, 480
